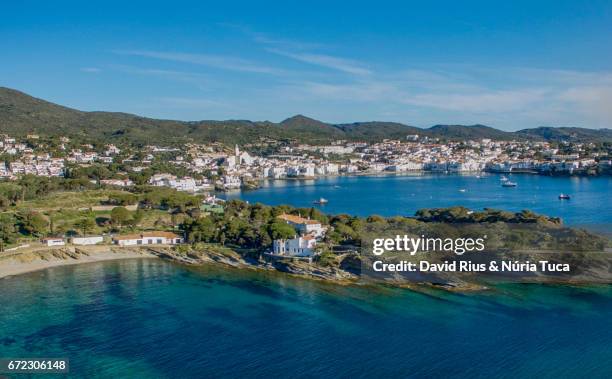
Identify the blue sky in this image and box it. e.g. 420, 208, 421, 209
1, 0, 611, 130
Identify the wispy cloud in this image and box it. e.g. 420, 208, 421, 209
266, 48, 371, 75
107, 29, 612, 128
252, 33, 323, 50
220, 23, 325, 51
399, 89, 547, 113
113, 50, 287, 75
110, 64, 210, 86
242, 27, 370, 75
272, 66, 612, 127
80, 67, 101, 73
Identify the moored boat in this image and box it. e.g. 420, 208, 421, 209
502, 181, 517, 187
313, 197, 329, 204
558, 193, 570, 200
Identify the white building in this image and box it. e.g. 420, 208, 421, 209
105, 144, 121, 155
273, 235, 317, 257
42, 237, 65, 247
71, 236, 104, 245
223, 156, 237, 169
277, 214, 325, 238
101, 179, 134, 187
222, 175, 241, 189
149, 173, 177, 186
113, 232, 184, 246
168, 177, 197, 192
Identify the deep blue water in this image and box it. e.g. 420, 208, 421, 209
1, 260, 611, 378
221, 174, 612, 226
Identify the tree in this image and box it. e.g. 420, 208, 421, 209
19, 211, 48, 237
317, 251, 338, 267
269, 221, 296, 240
110, 206, 131, 227
187, 217, 217, 243
0, 214, 17, 251
108, 193, 138, 206
131, 209, 145, 226
76, 217, 95, 236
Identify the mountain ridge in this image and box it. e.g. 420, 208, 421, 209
1, 87, 610, 145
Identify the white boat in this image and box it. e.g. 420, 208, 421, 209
558, 193, 570, 200
459, 189, 466, 192
502, 181, 517, 187
500, 175, 509, 182
313, 197, 329, 204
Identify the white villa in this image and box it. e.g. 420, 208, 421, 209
273, 235, 317, 257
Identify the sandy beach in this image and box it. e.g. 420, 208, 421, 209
0, 246, 158, 279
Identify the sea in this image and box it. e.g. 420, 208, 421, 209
222, 173, 612, 227
1, 260, 612, 378
1, 174, 611, 378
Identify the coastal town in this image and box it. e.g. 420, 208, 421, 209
0, 132, 609, 261
1, 133, 610, 192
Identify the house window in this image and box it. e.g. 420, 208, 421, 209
137, 240, 142, 245
157, 239, 162, 244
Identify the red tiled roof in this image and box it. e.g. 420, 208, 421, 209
277, 214, 320, 225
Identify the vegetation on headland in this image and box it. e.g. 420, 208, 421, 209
1, 180, 608, 279
415, 207, 562, 224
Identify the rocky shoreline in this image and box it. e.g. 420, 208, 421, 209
0, 245, 358, 284
2, 245, 610, 292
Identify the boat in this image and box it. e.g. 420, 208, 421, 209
500, 175, 509, 182
558, 194, 571, 200
459, 189, 466, 192
502, 181, 517, 187
313, 197, 329, 204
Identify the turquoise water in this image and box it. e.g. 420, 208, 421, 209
221, 174, 612, 226
1, 259, 611, 378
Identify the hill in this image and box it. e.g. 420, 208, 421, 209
0, 87, 190, 143
427, 124, 516, 141
0, 87, 610, 145
336, 121, 425, 140
515, 126, 612, 143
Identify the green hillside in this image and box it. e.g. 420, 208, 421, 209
1, 87, 610, 145
427, 124, 517, 141
515, 126, 612, 143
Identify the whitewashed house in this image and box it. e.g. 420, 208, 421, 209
273, 235, 317, 257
